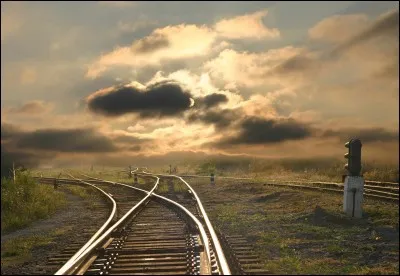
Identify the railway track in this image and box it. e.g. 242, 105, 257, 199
177, 175, 399, 203
130, 170, 270, 275
34, 171, 234, 275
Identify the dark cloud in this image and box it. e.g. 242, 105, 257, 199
194, 93, 228, 109
216, 117, 313, 146
87, 81, 193, 118
16, 128, 117, 153
1, 123, 23, 140
128, 145, 141, 151
1, 146, 39, 177
188, 109, 240, 129
131, 33, 169, 54
323, 127, 399, 143
1, 144, 56, 177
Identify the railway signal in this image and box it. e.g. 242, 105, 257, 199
344, 139, 362, 176
343, 138, 364, 218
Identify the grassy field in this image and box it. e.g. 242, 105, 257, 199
28, 159, 399, 274
171, 158, 399, 183
1, 171, 67, 234
190, 177, 399, 275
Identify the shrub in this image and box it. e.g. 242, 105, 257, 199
1, 171, 66, 233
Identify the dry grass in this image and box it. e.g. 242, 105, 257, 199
190, 177, 399, 275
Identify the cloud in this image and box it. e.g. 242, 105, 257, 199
215, 117, 313, 146
131, 33, 169, 53
194, 93, 228, 109
8, 100, 54, 115
214, 10, 280, 40
16, 128, 117, 153
86, 81, 193, 118
204, 47, 307, 89
265, 8, 399, 90
86, 24, 217, 78
308, 14, 369, 43
112, 133, 149, 145
1, 122, 23, 140
330, 8, 399, 56
127, 123, 146, 132
1, 144, 51, 176
188, 109, 240, 130
322, 127, 399, 143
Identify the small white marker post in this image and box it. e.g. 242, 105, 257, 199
210, 173, 215, 186
343, 176, 364, 218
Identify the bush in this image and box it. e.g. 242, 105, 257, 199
1, 171, 66, 233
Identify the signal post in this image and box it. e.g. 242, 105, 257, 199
343, 139, 364, 218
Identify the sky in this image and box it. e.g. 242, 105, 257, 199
1, 1, 399, 169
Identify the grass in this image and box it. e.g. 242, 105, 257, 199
156, 178, 188, 194
1, 171, 67, 234
191, 177, 399, 275
1, 225, 75, 268
1, 235, 54, 267
178, 158, 399, 183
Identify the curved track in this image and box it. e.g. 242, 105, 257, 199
35, 170, 232, 275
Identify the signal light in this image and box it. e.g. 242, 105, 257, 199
344, 138, 362, 176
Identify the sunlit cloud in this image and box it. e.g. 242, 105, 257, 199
214, 9, 280, 40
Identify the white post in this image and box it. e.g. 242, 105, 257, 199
343, 176, 364, 218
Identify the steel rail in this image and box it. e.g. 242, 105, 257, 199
47, 174, 118, 275
176, 174, 399, 186
77, 172, 213, 274
54, 171, 159, 275
179, 174, 252, 180
175, 174, 398, 195
137, 170, 231, 276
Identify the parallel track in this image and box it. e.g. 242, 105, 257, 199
178, 175, 399, 203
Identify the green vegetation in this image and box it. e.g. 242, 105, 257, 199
1, 171, 67, 233
156, 178, 188, 194
63, 184, 105, 210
